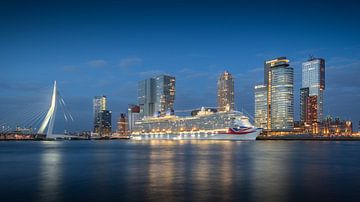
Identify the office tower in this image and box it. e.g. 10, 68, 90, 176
254, 84, 267, 129
265, 57, 294, 131
127, 105, 140, 132
217, 71, 235, 112
93, 96, 112, 135
138, 78, 155, 118
302, 57, 325, 122
93, 96, 107, 133
93, 96, 106, 115
300, 87, 310, 123
138, 74, 176, 118
94, 110, 112, 135
153, 75, 176, 116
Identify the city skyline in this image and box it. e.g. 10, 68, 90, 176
0, 0, 359, 132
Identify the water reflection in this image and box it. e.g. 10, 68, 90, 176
38, 141, 62, 202
0, 141, 358, 201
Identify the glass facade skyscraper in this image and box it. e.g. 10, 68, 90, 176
255, 57, 294, 132
138, 74, 176, 118
269, 60, 294, 131
302, 57, 325, 122
93, 95, 112, 135
254, 84, 267, 129
217, 71, 235, 112
154, 75, 176, 116
138, 78, 155, 117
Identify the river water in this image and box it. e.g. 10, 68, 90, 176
1, 140, 360, 202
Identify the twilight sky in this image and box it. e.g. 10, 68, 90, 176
0, 0, 359, 132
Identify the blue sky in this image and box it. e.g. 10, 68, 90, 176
0, 0, 359, 132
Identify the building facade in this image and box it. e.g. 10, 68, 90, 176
127, 105, 140, 132
117, 113, 127, 135
262, 57, 294, 131
94, 110, 112, 135
302, 57, 325, 122
254, 84, 267, 129
300, 87, 310, 123
154, 75, 176, 116
138, 78, 155, 118
93, 95, 112, 135
217, 71, 235, 112
138, 74, 176, 118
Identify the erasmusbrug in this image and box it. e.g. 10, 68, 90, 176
37, 81, 74, 138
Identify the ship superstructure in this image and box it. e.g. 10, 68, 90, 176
131, 108, 262, 140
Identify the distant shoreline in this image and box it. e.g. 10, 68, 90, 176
256, 135, 360, 141
1, 136, 360, 141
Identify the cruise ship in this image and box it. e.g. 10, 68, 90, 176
131, 108, 262, 140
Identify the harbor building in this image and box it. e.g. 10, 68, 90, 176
117, 113, 127, 135
217, 71, 235, 112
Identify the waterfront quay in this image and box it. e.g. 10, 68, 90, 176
257, 134, 360, 141
2, 131, 360, 141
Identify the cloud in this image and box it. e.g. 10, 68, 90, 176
0, 81, 44, 92
118, 57, 142, 69
62, 65, 79, 72
137, 70, 165, 78
87, 59, 107, 68
177, 68, 209, 79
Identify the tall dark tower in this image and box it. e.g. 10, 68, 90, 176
217, 71, 235, 112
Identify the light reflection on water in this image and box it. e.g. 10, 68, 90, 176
0, 140, 360, 202
39, 142, 62, 202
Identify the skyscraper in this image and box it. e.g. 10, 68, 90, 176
256, 57, 294, 131
302, 57, 325, 122
153, 75, 176, 116
93, 96, 112, 135
93, 95, 106, 115
96, 110, 112, 135
268, 57, 294, 131
254, 84, 267, 129
217, 71, 234, 112
138, 78, 155, 118
300, 87, 310, 123
138, 74, 176, 118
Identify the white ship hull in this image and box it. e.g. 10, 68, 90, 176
131, 129, 261, 141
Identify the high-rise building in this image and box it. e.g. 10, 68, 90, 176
138, 78, 155, 118
154, 75, 176, 116
94, 110, 112, 135
302, 57, 325, 122
254, 84, 267, 129
93, 96, 112, 135
217, 71, 234, 112
300, 87, 310, 123
264, 57, 294, 131
93, 95, 106, 115
138, 74, 176, 118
